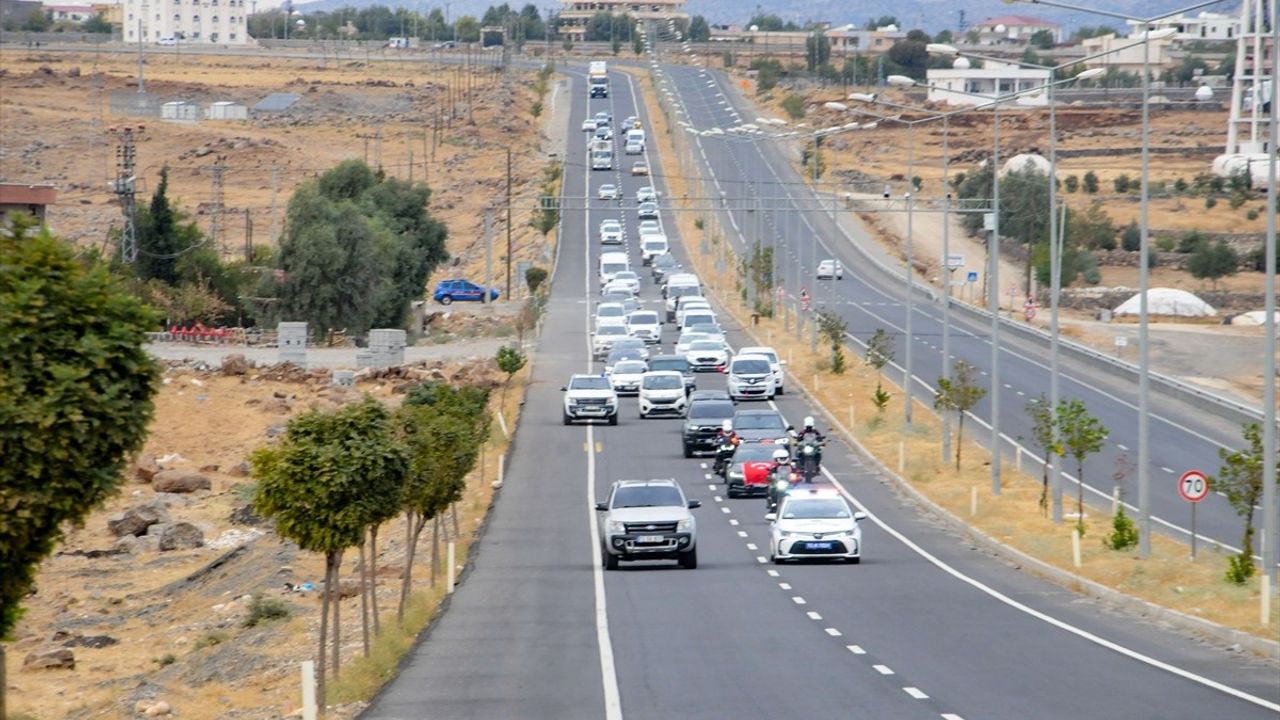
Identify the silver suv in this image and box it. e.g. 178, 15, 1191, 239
596, 479, 700, 570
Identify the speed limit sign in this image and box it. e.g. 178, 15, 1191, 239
1178, 470, 1209, 503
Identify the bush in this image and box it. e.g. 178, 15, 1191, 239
524, 266, 548, 294
1229, 191, 1248, 210
1113, 174, 1132, 193
243, 593, 291, 627
1156, 236, 1176, 252
1174, 177, 1189, 192
154, 653, 177, 667
694, 217, 704, 230
1104, 506, 1139, 550
1120, 221, 1141, 251
1205, 196, 1217, 210
1225, 551, 1255, 584
780, 93, 806, 120
531, 101, 543, 118
192, 631, 228, 651
1247, 209, 1259, 221
1082, 171, 1099, 194
1178, 231, 1208, 254
1064, 175, 1079, 193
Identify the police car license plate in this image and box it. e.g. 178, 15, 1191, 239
808, 542, 833, 550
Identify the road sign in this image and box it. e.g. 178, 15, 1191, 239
966, 270, 978, 283
1114, 336, 1129, 348
944, 253, 965, 270
1178, 470, 1209, 503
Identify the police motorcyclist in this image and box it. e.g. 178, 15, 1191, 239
713, 420, 739, 475
791, 416, 826, 477
767, 448, 794, 513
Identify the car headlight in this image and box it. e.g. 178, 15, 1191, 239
729, 470, 744, 480
677, 517, 692, 532
777, 437, 790, 445
606, 520, 625, 534
777, 530, 792, 538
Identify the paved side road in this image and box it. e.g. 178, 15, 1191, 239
145, 339, 506, 368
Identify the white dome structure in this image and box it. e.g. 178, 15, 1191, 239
1000, 153, 1051, 177
1113, 288, 1218, 318
1195, 85, 1214, 101
953, 56, 972, 70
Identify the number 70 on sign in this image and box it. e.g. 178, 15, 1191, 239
1178, 470, 1209, 503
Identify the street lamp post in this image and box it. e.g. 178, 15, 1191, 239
885, 74, 920, 427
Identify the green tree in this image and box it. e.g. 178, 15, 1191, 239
1029, 29, 1055, 49
524, 265, 548, 293
136, 168, 193, 286
251, 398, 407, 705
688, 15, 710, 42
864, 15, 898, 30
865, 328, 895, 413
1082, 170, 1099, 194
780, 93, 806, 120
81, 12, 112, 33
21, 7, 50, 31
749, 13, 796, 31
1064, 175, 1079, 193
801, 138, 825, 179
455, 16, 481, 42
1121, 220, 1141, 251
1055, 398, 1109, 536
933, 361, 987, 470
1187, 239, 1239, 289
999, 163, 1052, 278
1064, 202, 1116, 251
816, 310, 848, 374
1, 221, 160, 715
886, 38, 929, 80
495, 345, 527, 407
805, 30, 830, 71
1026, 395, 1060, 516
395, 383, 491, 617
1071, 25, 1119, 41
1214, 422, 1272, 584
1105, 505, 1139, 550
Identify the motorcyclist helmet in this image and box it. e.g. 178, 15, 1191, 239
772, 448, 789, 462
722, 419, 733, 432
803, 416, 815, 429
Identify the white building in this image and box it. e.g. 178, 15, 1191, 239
926, 61, 1052, 107
972, 14, 1061, 45
122, 0, 249, 45
44, 4, 96, 22
1127, 11, 1239, 41
1080, 32, 1178, 74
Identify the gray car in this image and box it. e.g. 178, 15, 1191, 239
596, 479, 700, 569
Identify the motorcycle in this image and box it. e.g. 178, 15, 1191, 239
713, 435, 740, 476
766, 465, 797, 514
797, 437, 824, 483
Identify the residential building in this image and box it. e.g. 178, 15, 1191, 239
972, 14, 1061, 45
825, 24, 906, 55
44, 4, 95, 22
926, 61, 1052, 106
0, 183, 57, 225
558, 0, 686, 41
92, 2, 123, 24
1080, 32, 1179, 74
1127, 11, 1239, 41
0, 0, 43, 25
121, 0, 249, 44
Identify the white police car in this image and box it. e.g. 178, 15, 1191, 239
766, 489, 866, 564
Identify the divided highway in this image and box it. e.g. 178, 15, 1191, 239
362, 64, 1279, 720
654, 54, 1277, 561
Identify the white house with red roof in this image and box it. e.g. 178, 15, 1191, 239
972, 14, 1061, 45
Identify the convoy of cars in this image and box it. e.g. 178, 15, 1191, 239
576, 90, 862, 570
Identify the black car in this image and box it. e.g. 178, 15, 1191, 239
732, 408, 790, 443
647, 355, 696, 394
682, 397, 737, 457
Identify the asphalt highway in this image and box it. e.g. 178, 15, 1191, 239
654, 52, 1278, 562
362, 59, 1279, 720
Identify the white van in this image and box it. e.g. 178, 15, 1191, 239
640, 235, 669, 265
599, 251, 630, 286
626, 129, 646, 147
663, 273, 701, 321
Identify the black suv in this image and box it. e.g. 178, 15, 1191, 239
682, 394, 736, 457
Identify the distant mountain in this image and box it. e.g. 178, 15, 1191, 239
288, 0, 1239, 34
682, 0, 1240, 33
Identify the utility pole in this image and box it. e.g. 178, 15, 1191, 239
268, 164, 280, 245
209, 156, 226, 251
243, 209, 252, 263
506, 147, 513, 298
484, 207, 494, 304
110, 126, 142, 264
137, 3, 147, 95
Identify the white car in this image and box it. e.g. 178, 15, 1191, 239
599, 219, 623, 245
595, 302, 628, 329
638, 371, 688, 418
608, 359, 648, 395
636, 186, 657, 203
640, 235, 669, 265
727, 354, 776, 401
626, 310, 662, 344
592, 324, 630, 359
625, 141, 644, 155
674, 330, 709, 356
738, 345, 786, 395
562, 373, 618, 425
638, 220, 661, 237
685, 340, 730, 373
602, 279, 639, 298
598, 184, 619, 200
817, 259, 844, 280
678, 310, 717, 332
582, 119, 598, 132
631, 161, 649, 176
768, 489, 867, 564
609, 270, 641, 296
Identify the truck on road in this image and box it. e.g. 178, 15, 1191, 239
590, 138, 613, 170
589, 61, 609, 98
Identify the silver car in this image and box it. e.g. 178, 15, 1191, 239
596, 479, 700, 569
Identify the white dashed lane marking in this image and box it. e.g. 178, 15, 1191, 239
746, 543, 758, 550
825, 628, 842, 637
904, 687, 929, 700
807, 611, 822, 620
873, 665, 895, 675
791, 596, 806, 605
847, 645, 866, 655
